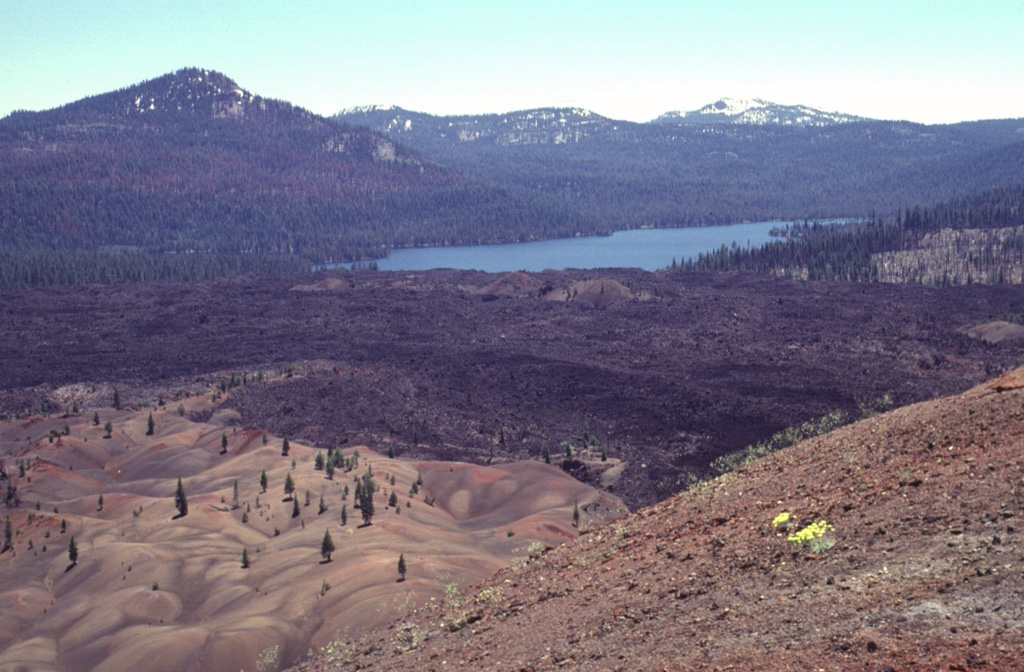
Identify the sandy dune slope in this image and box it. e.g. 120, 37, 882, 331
0, 393, 626, 672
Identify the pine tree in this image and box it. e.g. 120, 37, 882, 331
397, 553, 407, 581
284, 473, 295, 500
260, 470, 268, 493
325, 459, 335, 480
292, 497, 300, 518
174, 478, 188, 517
68, 535, 78, 566
97, 494, 104, 511
103, 420, 113, 438
113, 388, 122, 410
341, 504, 348, 526
92, 411, 99, 426
572, 500, 580, 528
314, 453, 324, 471
2, 516, 12, 552
4, 481, 18, 508
146, 413, 155, 436
541, 442, 551, 464
304, 490, 311, 507
318, 493, 327, 515
241, 547, 250, 569
388, 491, 398, 508
231, 480, 240, 510
281, 436, 290, 457
358, 473, 376, 526
320, 530, 335, 562
221, 433, 228, 454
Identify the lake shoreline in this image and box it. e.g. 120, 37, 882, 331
313, 220, 825, 274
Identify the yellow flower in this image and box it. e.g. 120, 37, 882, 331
787, 520, 835, 552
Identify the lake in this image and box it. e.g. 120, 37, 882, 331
342, 221, 784, 273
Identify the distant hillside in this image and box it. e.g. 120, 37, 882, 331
686, 182, 1024, 284
653, 97, 870, 126
0, 69, 581, 288
296, 367, 1024, 671
336, 104, 1024, 232
4, 70, 1023, 290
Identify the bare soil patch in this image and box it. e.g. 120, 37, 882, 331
303, 368, 1024, 671
0, 400, 625, 672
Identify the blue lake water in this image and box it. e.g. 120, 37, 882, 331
360, 221, 784, 273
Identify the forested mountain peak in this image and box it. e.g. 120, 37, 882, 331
0, 69, 593, 285
653, 97, 871, 126
0, 67, 336, 136
337, 104, 401, 115
118, 67, 257, 117
334, 105, 633, 146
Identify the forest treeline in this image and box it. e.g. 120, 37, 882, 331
339, 107, 1024, 231
683, 184, 1024, 285
0, 70, 587, 290
0, 250, 310, 291
3, 69, 1023, 290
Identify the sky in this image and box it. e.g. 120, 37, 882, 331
2, 0, 1023, 124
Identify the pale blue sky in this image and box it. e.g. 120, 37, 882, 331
2, 0, 1022, 123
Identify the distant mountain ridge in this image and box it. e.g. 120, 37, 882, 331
8, 68, 311, 133
339, 97, 873, 129
335, 102, 1024, 230
2, 67, 420, 165
653, 97, 870, 126
2, 69, 1023, 289
0, 68, 585, 284
336, 105, 632, 146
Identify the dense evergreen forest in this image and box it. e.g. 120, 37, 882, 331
683, 184, 1024, 285
2, 69, 1023, 290
0, 250, 309, 290
0, 69, 583, 290
338, 107, 1024, 231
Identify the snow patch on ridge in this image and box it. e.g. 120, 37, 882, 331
655, 97, 867, 127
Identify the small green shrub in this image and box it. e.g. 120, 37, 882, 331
711, 409, 849, 475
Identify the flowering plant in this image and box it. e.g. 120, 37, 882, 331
771, 512, 792, 530
787, 520, 835, 553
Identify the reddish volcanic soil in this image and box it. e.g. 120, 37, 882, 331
294, 368, 1024, 671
